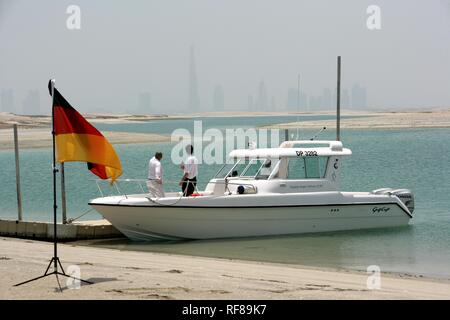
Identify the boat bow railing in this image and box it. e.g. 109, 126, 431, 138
94, 178, 258, 198
94, 178, 200, 199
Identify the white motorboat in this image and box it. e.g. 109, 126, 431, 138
89, 140, 414, 241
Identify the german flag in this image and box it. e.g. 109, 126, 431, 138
50, 83, 122, 182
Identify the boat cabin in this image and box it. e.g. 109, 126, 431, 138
204, 140, 352, 195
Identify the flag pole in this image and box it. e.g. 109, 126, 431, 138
51, 79, 58, 271
14, 79, 92, 290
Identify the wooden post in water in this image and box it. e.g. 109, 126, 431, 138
60, 163, 67, 224
13, 124, 23, 221
336, 56, 341, 141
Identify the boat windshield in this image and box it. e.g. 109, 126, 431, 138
215, 162, 236, 178
215, 159, 250, 178
230, 159, 251, 177
241, 159, 266, 177
241, 158, 279, 179
216, 158, 280, 179
256, 158, 278, 179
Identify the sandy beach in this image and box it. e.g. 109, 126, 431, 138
0, 237, 449, 299
0, 127, 170, 150
263, 109, 450, 129
1, 109, 450, 151
0, 112, 188, 129
0, 111, 295, 129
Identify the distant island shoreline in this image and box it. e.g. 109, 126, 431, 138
1, 108, 450, 150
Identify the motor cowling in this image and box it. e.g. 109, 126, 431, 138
372, 188, 415, 214
392, 189, 414, 214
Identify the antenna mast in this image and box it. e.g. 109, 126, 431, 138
296, 74, 300, 139
336, 56, 341, 141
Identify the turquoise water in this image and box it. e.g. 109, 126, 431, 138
93, 114, 342, 134
0, 115, 343, 221
1, 117, 449, 278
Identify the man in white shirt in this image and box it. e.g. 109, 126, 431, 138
179, 144, 198, 196
147, 152, 165, 198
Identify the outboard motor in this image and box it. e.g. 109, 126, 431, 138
392, 189, 415, 214
372, 188, 415, 214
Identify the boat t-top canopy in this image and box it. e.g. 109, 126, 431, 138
228, 140, 352, 159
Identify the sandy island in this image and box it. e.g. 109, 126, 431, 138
263, 109, 450, 130
0, 112, 174, 150
0, 127, 170, 150
0, 237, 449, 299
1, 109, 450, 150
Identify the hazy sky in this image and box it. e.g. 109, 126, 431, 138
1, 0, 450, 114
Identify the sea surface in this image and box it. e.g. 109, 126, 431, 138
1, 115, 449, 278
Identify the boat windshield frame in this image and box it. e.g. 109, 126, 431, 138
214, 159, 250, 179
214, 162, 238, 179
240, 158, 280, 180
240, 158, 265, 178
215, 158, 280, 180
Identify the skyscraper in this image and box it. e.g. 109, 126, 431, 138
270, 96, 276, 111
309, 95, 324, 111
351, 84, 368, 109
213, 85, 224, 111
1, 89, 14, 113
286, 88, 298, 110
138, 92, 151, 114
286, 88, 307, 111
342, 88, 350, 108
256, 81, 268, 111
247, 94, 254, 111
322, 88, 333, 110
301, 92, 308, 112
22, 90, 40, 115
188, 45, 200, 112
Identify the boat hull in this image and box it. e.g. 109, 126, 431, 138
90, 198, 411, 241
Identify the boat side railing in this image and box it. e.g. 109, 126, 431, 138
94, 178, 201, 199
94, 178, 258, 198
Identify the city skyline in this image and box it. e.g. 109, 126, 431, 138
1, 1, 449, 114
1, 52, 370, 115
0, 79, 373, 115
